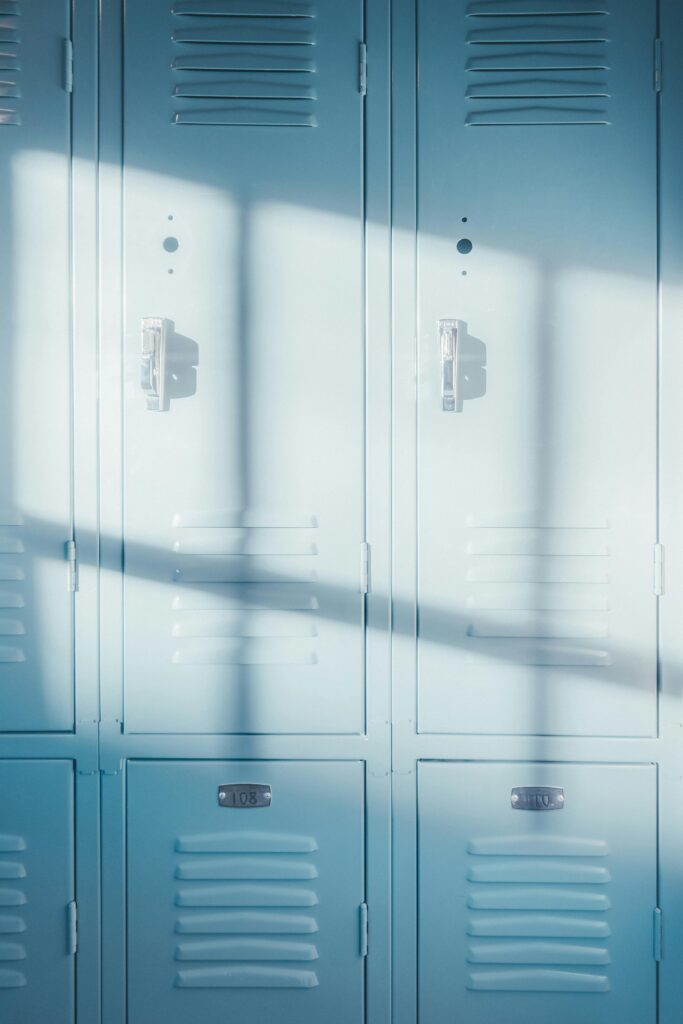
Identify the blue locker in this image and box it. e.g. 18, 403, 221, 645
116, 0, 368, 735
0, 0, 75, 730
126, 761, 366, 1024
418, 762, 657, 1023
415, 0, 659, 737
0, 761, 75, 1024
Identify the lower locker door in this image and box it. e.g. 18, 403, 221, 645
418, 761, 657, 1024
127, 761, 365, 1024
0, 761, 75, 1024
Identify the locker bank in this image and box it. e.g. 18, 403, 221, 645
1, 1, 682, 1022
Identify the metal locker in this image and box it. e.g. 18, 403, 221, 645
418, 762, 657, 1024
0, 760, 75, 1024
116, 0, 368, 735
0, 0, 74, 731
126, 760, 366, 1024
414, 0, 658, 737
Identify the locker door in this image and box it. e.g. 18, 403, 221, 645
121, 0, 366, 734
127, 760, 365, 1024
418, 762, 657, 1024
415, 0, 658, 736
0, 0, 74, 730
0, 761, 75, 1024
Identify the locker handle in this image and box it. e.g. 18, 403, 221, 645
439, 318, 459, 412
140, 317, 170, 412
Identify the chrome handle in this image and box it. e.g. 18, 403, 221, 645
439, 318, 459, 412
140, 317, 170, 411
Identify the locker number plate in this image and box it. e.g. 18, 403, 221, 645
218, 784, 272, 808
511, 787, 564, 811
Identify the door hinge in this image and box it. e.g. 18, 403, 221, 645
359, 42, 367, 96
63, 39, 73, 94
360, 542, 370, 594
654, 543, 664, 596
66, 539, 78, 593
654, 39, 662, 93
654, 907, 663, 961
359, 902, 368, 957
67, 901, 78, 955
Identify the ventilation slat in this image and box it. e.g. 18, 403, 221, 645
173, 25, 314, 44
173, 1, 314, 16
172, 50, 315, 71
468, 24, 608, 42
467, 50, 609, 71
467, 1, 608, 14
175, 78, 315, 98
467, 107, 609, 125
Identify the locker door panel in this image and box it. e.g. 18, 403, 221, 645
127, 760, 365, 1024
418, 761, 657, 1024
416, 0, 658, 735
0, 761, 75, 1024
0, 0, 74, 731
121, 0, 366, 734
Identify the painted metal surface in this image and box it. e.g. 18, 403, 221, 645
0, 760, 75, 1023
419, 762, 657, 1023
6, 0, 683, 1022
0, 0, 74, 731
127, 760, 365, 1023
416, 0, 658, 737
119, 0, 367, 734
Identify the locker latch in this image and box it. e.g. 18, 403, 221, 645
439, 319, 460, 412
140, 317, 171, 411
67, 901, 78, 955
66, 539, 78, 593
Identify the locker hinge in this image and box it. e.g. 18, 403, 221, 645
654, 543, 664, 596
654, 39, 663, 93
67, 901, 78, 955
359, 42, 367, 96
360, 542, 370, 594
63, 39, 74, 94
66, 539, 79, 593
654, 907, 663, 961
359, 902, 368, 957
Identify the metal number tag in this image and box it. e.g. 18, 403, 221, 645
511, 786, 565, 811
218, 784, 272, 808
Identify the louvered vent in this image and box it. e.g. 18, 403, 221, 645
0, 1, 21, 127
465, 1, 611, 127
0, 833, 27, 990
173, 830, 320, 989
0, 513, 26, 665
465, 516, 611, 668
466, 833, 611, 993
171, 512, 319, 670
171, 1, 318, 127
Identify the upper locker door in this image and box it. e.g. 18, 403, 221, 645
416, 0, 658, 736
122, 0, 366, 733
0, 1, 74, 731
